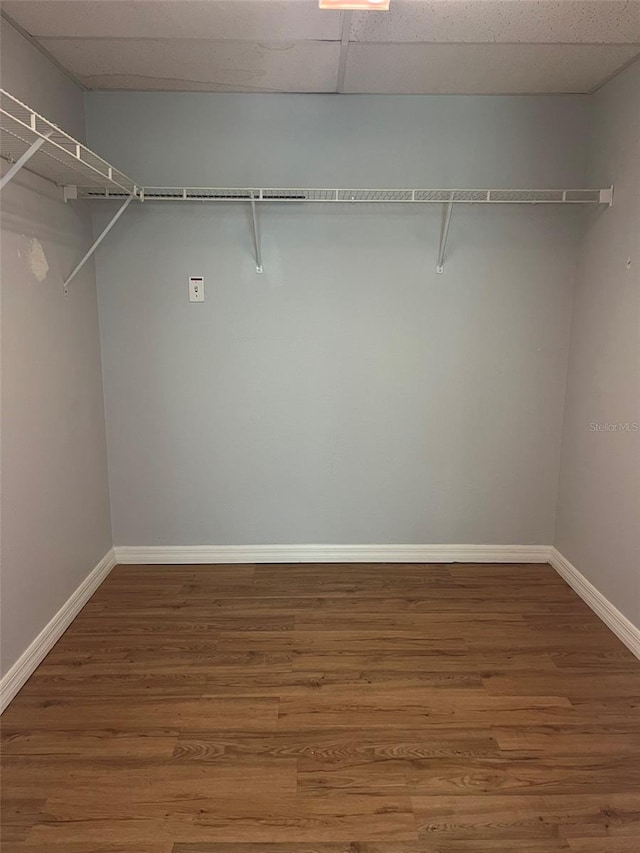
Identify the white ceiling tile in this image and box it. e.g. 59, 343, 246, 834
5, 0, 640, 95
38, 37, 341, 92
3, 0, 343, 41
350, 0, 640, 44
344, 43, 640, 93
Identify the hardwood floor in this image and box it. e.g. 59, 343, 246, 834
1, 562, 639, 851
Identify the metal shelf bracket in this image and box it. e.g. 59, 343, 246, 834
2, 89, 618, 294
436, 196, 454, 274
63, 195, 133, 293
599, 185, 614, 207
249, 191, 264, 273
0, 131, 52, 191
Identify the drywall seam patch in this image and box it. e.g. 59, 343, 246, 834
26, 236, 49, 281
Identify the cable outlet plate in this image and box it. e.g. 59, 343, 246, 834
189, 276, 205, 302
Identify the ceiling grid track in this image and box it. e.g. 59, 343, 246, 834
0, 10, 89, 91
336, 11, 353, 94
2, 0, 639, 95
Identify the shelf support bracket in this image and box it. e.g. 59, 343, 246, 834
0, 132, 52, 191
63, 195, 133, 293
250, 192, 264, 273
599, 185, 614, 207
436, 197, 454, 274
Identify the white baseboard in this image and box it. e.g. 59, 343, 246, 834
3, 544, 634, 713
549, 547, 640, 660
0, 548, 116, 713
113, 543, 552, 565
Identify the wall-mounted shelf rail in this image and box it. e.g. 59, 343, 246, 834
1, 88, 614, 279
73, 183, 616, 275
80, 186, 612, 205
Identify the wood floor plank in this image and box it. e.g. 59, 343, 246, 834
290, 631, 468, 653
568, 841, 640, 852
18, 669, 484, 699
1, 696, 280, 731
1, 730, 178, 759
277, 689, 575, 729
492, 725, 640, 755
173, 845, 430, 853
2, 846, 172, 853
3, 757, 298, 798
171, 729, 498, 765
292, 650, 560, 672
0, 797, 46, 844
145, 595, 560, 615
412, 793, 640, 843
1, 561, 639, 851
551, 650, 640, 668
23, 795, 417, 845
70, 615, 295, 634
483, 669, 640, 699
299, 753, 640, 796
294, 614, 527, 632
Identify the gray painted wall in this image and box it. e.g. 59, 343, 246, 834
555, 61, 640, 627
0, 19, 84, 140
86, 92, 588, 547
0, 20, 112, 677
1, 27, 635, 678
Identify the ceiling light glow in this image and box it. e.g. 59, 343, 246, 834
319, 0, 390, 10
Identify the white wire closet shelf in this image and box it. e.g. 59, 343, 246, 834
0, 90, 140, 198
0, 87, 614, 282
82, 186, 608, 204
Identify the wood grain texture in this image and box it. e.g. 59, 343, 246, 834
2, 562, 640, 851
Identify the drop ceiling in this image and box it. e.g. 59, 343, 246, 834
3, 0, 640, 94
